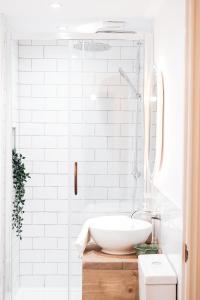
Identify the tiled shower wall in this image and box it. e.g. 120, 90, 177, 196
17, 39, 144, 288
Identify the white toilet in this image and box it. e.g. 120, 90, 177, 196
138, 254, 177, 300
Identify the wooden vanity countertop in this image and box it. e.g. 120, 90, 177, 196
83, 244, 138, 270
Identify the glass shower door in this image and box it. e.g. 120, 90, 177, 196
68, 38, 144, 299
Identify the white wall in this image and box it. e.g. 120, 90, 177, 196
153, 0, 186, 299
17, 39, 145, 289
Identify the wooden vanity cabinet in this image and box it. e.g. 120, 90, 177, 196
83, 245, 139, 300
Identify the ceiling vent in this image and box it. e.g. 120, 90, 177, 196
96, 21, 136, 34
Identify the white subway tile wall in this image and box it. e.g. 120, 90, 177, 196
18, 39, 144, 288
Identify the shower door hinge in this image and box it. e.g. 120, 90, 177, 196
184, 243, 189, 263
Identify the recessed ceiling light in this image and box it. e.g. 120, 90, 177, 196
50, 2, 62, 9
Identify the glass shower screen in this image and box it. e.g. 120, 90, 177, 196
67, 39, 144, 299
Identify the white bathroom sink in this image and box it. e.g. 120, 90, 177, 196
89, 215, 152, 255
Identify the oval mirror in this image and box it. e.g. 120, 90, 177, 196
147, 67, 164, 181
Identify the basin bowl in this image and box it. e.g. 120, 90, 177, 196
89, 215, 152, 255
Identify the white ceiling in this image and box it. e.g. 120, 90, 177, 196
0, 0, 165, 36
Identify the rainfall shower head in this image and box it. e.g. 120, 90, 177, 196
73, 41, 111, 51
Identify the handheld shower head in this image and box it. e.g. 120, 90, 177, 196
119, 67, 138, 96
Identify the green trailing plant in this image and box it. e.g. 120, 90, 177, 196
12, 149, 30, 239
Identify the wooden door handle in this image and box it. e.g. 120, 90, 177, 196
74, 162, 78, 195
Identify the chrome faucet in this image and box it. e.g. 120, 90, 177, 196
130, 209, 152, 219
131, 209, 161, 244
151, 213, 161, 244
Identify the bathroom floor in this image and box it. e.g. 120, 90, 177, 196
14, 288, 81, 300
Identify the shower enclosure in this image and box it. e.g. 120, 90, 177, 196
5, 36, 146, 300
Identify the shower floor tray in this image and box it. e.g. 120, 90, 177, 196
14, 287, 81, 300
